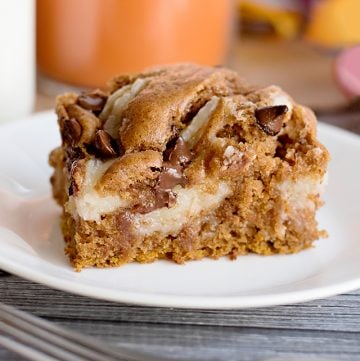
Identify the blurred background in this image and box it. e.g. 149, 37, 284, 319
1, 0, 360, 129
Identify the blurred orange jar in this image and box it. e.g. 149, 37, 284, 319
37, 0, 233, 88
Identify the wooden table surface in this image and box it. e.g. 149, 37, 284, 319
1, 270, 360, 361
2, 38, 360, 361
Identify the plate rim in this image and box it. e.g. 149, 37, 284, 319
0, 112, 359, 309
1, 252, 360, 309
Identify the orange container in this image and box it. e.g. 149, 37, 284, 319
37, 0, 233, 88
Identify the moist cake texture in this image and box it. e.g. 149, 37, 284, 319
49, 64, 329, 270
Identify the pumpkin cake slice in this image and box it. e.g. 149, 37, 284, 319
49, 64, 329, 270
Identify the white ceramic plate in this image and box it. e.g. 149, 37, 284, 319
0, 111, 359, 309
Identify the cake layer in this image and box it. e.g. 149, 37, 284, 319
49, 63, 329, 270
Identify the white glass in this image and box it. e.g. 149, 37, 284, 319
0, 0, 35, 122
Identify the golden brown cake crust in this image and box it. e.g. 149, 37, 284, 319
119, 64, 246, 152
49, 63, 329, 270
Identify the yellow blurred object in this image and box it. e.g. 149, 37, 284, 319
305, 0, 360, 47
239, 1, 302, 38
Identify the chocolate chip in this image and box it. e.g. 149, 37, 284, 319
65, 147, 85, 172
115, 139, 125, 157
77, 92, 107, 112
143, 161, 185, 212
169, 137, 192, 165
68, 178, 77, 196
163, 137, 178, 160
158, 162, 185, 190
134, 188, 177, 214
115, 212, 135, 252
62, 118, 82, 145
138, 136, 191, 213
94, 130, 117, 158
154, 190, 177, 209
68, 159, 81, 196
255, 105, 288, 136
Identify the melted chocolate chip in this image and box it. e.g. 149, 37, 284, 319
94, 130, 117, 158
65, 147, 85, 171
169, 137, 192, 165
134, 188, 177, 214
135, 137, 191, 214
77, 92, 107, 112
154, 190, 177, 209
115, 212, 135, 252
115, 139, 125, 157
150, 166, 162, 172
163, 137, 178, 160
158, 162, 184, 191
255, 105, 288, 136
62, 118, 82, 145
151, 161, 185, 211
68, 176, 78, 196
133, 202, 155, 214
68, 159, 81, 196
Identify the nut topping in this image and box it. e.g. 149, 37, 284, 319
255, 105, 288, 136
94, 130, 117, 158
62, 118, 82, 145
77, 92, 107, 112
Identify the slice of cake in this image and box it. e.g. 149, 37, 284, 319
49, 64, 329, 270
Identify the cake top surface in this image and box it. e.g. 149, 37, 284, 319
56, 63, 305, 156
51, 63, 328, 220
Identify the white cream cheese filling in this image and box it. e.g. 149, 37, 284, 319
181, 96, 219, 148
66, 159, 129, 222
101, 78, 148, 138
276, 175, 326, 236
278, 175, 324, 211
67, 157, 231, 232
134, 182, 231, 237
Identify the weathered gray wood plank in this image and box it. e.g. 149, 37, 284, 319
40, 320, 360, 361
0, 351, 25, 361
1, 274, 360, 361
2, 276, 360, 332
